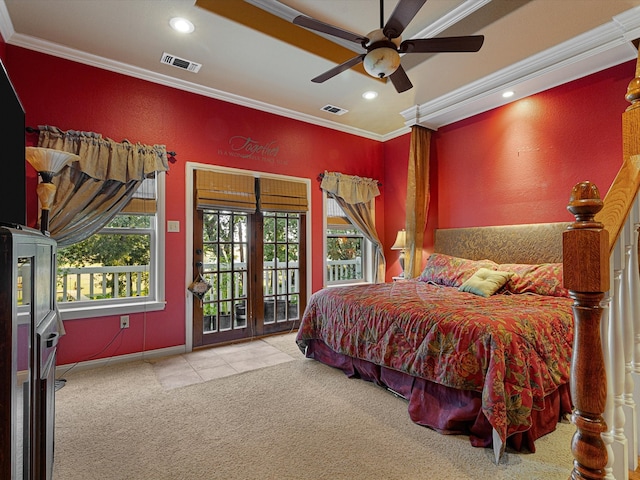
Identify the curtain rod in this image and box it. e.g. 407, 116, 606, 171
317, 172, 382, 186
25, 126, 177, 158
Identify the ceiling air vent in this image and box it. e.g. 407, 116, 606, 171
321, 105, 348, 116
160, 52, 202, 73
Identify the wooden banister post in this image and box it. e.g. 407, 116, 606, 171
564, 181, 610, 480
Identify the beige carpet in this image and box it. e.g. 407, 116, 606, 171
53, 333, 574, 479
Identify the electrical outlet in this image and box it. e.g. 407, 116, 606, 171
120, 315, 130, 329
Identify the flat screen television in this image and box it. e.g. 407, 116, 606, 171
0, 58, 26, 226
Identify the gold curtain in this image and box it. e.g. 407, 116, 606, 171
405, 126, 432, 278
37, 125, 169, 247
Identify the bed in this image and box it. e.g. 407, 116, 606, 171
295, 222, 574, 461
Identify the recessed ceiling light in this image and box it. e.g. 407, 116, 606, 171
502, 90, 515, 98
362, 91, 378, 100
170, 17, 195, 34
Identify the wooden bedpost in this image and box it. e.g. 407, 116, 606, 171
563, 45, 640, 479
564, 181, 609, 480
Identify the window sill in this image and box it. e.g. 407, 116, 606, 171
58, 300, 166, 321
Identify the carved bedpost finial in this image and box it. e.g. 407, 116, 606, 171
625, 45, 640, 109
564, 180, 609, 480
567, 181, 604, 228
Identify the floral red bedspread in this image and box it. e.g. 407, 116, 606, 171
295, 280, 575, 443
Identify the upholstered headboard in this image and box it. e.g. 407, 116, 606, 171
434, 222, 570, 264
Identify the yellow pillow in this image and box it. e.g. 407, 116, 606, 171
458, 268, 513, 297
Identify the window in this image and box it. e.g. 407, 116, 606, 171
325, 196, 373, 285
56, 174, 165, 319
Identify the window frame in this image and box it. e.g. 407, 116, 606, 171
57, 172, 166, 320
323, 192, 375, 286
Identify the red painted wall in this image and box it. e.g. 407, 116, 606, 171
5, 45, 385, 365
382, 60, 636, 279
434, 61, 635, 229
382, 135, 410, 279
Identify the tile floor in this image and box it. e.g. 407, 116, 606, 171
150, 338, 295, 390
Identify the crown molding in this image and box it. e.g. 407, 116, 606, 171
3, 2, 640, 142
413, 0, 492, 39
5, 30, 386, 142
401, 6, 640, 130
0, 0, 14, 42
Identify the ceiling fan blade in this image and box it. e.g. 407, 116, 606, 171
383, 0, 427, 39
293, 15, 368, 45
400, 35, 485, 53
389, 65, 413, 93
311, 54, 366, 83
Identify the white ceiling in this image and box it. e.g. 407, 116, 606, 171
1, 0, 640, 141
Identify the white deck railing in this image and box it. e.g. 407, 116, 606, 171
326, 257, 362, 284
57, 258, 363, 302
58, 265, 149, 302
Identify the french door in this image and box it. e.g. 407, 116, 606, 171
192, 208, 306, 347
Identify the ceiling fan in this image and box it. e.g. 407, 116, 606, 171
292, 0, 485, 93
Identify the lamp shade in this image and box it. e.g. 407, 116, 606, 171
25, 147, 79, 175
26, 147, 80, 233
391, 229, 406, 250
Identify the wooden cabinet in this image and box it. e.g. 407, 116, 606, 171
0, 224, 58, 479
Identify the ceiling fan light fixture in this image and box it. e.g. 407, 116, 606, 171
293, 4, 483, 94
363, 47, 400, 79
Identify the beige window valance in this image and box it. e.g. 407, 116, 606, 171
320, 171, 380, 205
37, 126, 169, 183
36, 125, 170, 246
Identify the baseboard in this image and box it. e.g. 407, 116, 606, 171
55, 345, 187, 376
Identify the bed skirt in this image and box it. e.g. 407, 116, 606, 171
305, 339, 572, 453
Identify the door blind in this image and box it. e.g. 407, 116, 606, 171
259, 177, 308, 212
195, 170, 257, 213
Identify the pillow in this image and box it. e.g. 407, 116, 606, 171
458, 268, 513, 297
418, 253, 498, 287
498, 262, 568, 297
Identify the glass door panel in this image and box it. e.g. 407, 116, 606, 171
197, 210, 249, 345
262, 212, 300, 328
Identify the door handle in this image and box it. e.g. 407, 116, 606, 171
46, 332, 60, 348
